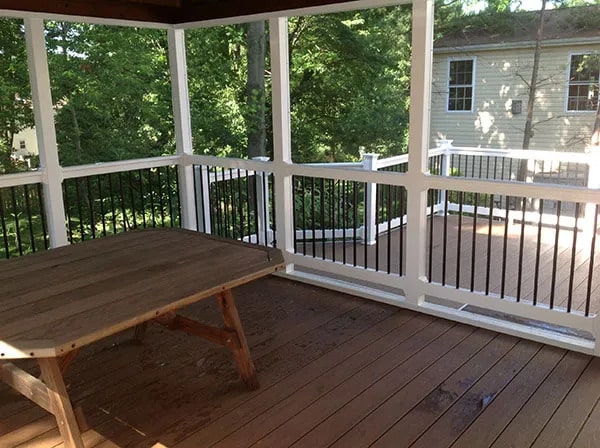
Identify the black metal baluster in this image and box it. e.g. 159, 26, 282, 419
263, 173, 269, 246
63, 180, 75, 243
311, 177, 316, 257
107, 173, 117, 233
237, 169, 244, 241
585, 204, 599, 317
0, 190, 10, 258
156, 167, 166, 228
364, 182, 369, 269
399, 187, 405, 276
342, 180, 347, 264
173, 166, 182, 227
127, 171, 137, 229
251, 170, 259, 244
442, 189, 449, 285
320, 178, 326, 260
550, 201, 562, 309
375, 184, 380, 272
86, 176, 96, 239
485, 194, 494, 295
302, 176, 307, 254
75, 179, 85, 240
456, 191, 463, 288
516, 197, 527, 302
118, 172, 129, 231
567, 203, 581, 312
533, 199, 544, 306
387, 184, 392, 274
37, 183, 49, 249
501, 195, 510, 298
165, 167, 175, 228
137, 170, 146, 228
331, 178, 336, 262
229, 169, 237, 239
98, 176, 107, 236
353, 182, 358, 267
23, 184, 36, 253
428, 189, 434, 282
244, 169, 251, 240
470, 192, 478, 292
9, 187, 23, 255
148, 169, 156, 228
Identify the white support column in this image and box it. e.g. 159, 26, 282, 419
362, 153, 379, 245
168, 28, 197, 231
404, 0, 434, 306
24, 18, 68, 248
253, 156, 271, 245
269, 17, 294, 271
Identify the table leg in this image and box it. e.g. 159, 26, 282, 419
38, 358, 85, 448
216, 289, 259, 390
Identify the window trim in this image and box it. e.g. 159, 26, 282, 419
565, 51, 599, 114
446, 56, 476, 113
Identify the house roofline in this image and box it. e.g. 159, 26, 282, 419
434, 36, 600, 54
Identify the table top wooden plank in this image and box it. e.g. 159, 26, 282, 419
0, 229, 284, 360
0, 231, 202, 314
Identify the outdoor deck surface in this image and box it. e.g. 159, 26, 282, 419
2, 276, 600, 448
296, 215, 600, 315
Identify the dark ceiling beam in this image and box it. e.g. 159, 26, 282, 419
0, 0, 178, 24
0, 0, 361, 25
177, 0, 354, 23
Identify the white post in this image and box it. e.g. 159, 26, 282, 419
584, 150, 600, 240
362, 153, 379, 245
24, 18, 68, 248
168, 29, 197, 231
193, 166, 212, 234
253, 156, 271, 245
269, 17, 294, 271
438, 139, 452, 213
404, 0, 434, 306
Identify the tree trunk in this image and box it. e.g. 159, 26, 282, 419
518, 0, 546, 182
245, 21, 266, 159
69, 106, 83, 164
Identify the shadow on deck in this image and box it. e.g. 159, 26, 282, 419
2, 277, 600, 448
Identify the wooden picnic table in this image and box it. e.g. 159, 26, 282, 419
0, 228, 285, 448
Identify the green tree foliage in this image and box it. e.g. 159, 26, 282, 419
0, 19, 34, 174
45, 22, 174, 166
288, 7, 412, 162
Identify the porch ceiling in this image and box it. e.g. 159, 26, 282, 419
0, 0, 362, 24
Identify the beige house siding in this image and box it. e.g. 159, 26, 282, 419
11, 127, 39, 159
430, 42, 600, 152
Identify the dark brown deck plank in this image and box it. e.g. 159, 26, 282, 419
207, 316, 445, 448
320, 329, 496, 448
171, 310, 416, 448
255, 324, 473, 448
452, 345, 565, 448
531, 357, 600, 448
408, 339, 541, 448
370, 335, 522, 448
490, 350, 590, 448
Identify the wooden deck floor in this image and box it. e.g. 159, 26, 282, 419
2, 277, 600, 448
296, 215, 600, 315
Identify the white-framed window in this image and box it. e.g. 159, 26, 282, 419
567, 53, 599, 112
447, 58, 475, 112
19, 140, 26, 150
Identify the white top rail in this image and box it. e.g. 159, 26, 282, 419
444, 146, 595, 165
63, 155, 181, 179
0, 170, 43, 188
